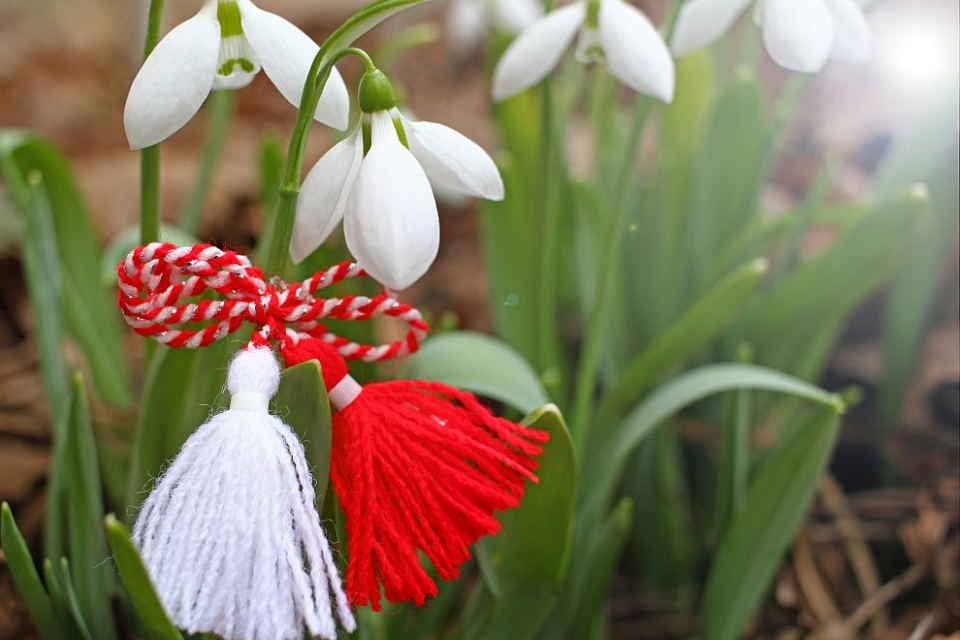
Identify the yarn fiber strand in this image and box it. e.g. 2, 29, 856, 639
133, 348, 356, 640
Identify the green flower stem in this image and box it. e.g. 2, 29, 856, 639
139, 0, 166, 245
535, 0, 563, 392
570, 4, 683, 441
259, 0, 432, 278
570, 99, 656, 441
179, 90, 236, 234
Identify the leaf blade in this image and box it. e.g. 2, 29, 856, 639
404, 331, 549, 414
701, 407, 841, 640
104, 515, 184, 640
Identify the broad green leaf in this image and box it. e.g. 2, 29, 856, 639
596, 258, 769, 431
740, 186, 928, 372
404, 331, 549, 414
0, 131, 131, 406
582, 364, 841, 512
104, 515, 184, 640
0, 503, 69, 640
64, 374, 118, 640
272, 361, 333, 509
702, 407, 841, 640
475, 405, 576, 640
126, 348, 203, 512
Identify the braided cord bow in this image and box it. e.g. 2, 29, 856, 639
118, 243, 428, 361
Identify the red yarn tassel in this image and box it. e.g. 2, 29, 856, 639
282, 337, 549, 611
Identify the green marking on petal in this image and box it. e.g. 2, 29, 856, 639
586, 0, 601, 28
217, 1, 244, 38
392, 117, 409, 149
218, 58, 255, 76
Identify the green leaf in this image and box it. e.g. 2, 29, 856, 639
595, 258, 769, 431
16, 172, 69, 559
740, 186, 928, 374
875, 91, 960, 426
272, 361, 333, 509
64, 373, 117, 640
567, 498, 633, 640
475, 405, 576, 640
0, 503, 69, 640
126, 348, 203, 511
686, 70, 767, 293
0, 130, 131, 407
404, 331, 549, 414
43, 559, 93, 640
104, 515, 184, 640
624, 428, 699, 594
714, 346, 754, 538
701, 407, 841, 640
582, 364, 841, 512
480, 155, 540, 366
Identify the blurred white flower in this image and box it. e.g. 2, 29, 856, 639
492, 0, 675, 103
672, 0, 871, 73
124, 0, 349, 149
291, 71, 504, 290
446, 0, 542, 53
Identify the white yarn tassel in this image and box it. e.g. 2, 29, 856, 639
133, 347, 356, 640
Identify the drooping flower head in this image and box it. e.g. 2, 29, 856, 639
446, 0, 542, 54
671, 0, 871, 73
492, 0, 675, 103
124, 0, 350, 149
291, 66, 504, 291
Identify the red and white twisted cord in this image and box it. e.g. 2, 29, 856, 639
118, 243, 428, 362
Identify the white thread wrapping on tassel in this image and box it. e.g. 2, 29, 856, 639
133, 347, 356, 640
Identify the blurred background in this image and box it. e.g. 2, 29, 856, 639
0, 0, 957, 638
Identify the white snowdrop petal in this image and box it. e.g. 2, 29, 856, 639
290, 128, 363, 264
345, 113, 439, 291
762, 0, 834, 73
123, 2, 220, 150
823, 0, 870, 62
239, 0, 351, 130
670, 0, 754, 56
447, 0, 486, 53
599, 0, 676, 103
407, 119, 505, 201
491, 0, 542, 34
492, 2, 586, 101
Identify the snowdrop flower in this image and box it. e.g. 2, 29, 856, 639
492, 0, 674, 103
447, 0, 542, 54
291, 69, 504, 290
672, 0, 871, 73
124, 0, 349, 149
